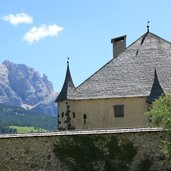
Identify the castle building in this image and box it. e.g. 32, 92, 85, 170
56, 30, 171, 130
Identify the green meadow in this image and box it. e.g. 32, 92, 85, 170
10, 126, 48, 134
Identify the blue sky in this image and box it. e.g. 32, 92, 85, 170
0, 0, 171, 92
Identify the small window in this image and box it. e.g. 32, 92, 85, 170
83, 113, 87, 124
83, 113, 87, 120
61, 112, 64, 117
113, 105, 124, 117
73, 112, 75, 118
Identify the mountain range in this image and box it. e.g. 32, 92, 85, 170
0, 60, 57, 116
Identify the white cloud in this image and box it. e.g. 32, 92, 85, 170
2, 13, 33, 25
24, 24, 64, 43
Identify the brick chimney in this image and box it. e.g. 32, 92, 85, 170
111, 35, 126, 58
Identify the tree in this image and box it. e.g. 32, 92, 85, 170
145, 94, 171, 163
146, 94, 171, 128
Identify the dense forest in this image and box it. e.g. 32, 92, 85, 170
0, 122, 17, 133
0, 104, 57, 133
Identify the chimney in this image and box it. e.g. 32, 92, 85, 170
111, 35, 126, 58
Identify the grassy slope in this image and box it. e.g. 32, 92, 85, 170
10, 126, 48, 134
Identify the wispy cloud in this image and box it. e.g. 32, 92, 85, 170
23, 24, 64, 43
2, 13, 33, 25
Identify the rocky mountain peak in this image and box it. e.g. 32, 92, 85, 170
0, 60, 57, 115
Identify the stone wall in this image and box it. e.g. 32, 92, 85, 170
0, 128, 169, 171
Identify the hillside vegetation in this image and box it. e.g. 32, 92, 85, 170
0, 104, 57, 133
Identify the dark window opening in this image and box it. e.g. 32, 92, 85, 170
73, 112, 75, 118
113, 105, 124, 117
83, 113, 87, 124
62, 112, 64, 117
83, 113, 87, 120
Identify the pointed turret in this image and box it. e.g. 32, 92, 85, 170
147, 69, 164, 104
56, 61, 75, 103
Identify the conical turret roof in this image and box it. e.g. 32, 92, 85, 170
56, 63, 75, 102
147, 69, 164, 103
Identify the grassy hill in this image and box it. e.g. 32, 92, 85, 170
0, 104, 57, 132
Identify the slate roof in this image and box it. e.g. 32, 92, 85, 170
58, 32, 171, 101
56, 63, 75, 102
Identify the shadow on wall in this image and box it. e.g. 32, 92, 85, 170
53, 134, 153, 171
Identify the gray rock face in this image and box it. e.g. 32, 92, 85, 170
0, 60, 57, 115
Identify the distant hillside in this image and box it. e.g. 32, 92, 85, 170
0, 60, 57, 115
0, 103, 57, 131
